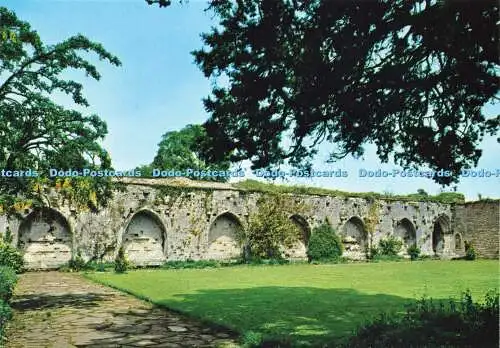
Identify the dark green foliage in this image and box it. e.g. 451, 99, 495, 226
3, 228, 12, 244
344, 290, 499, 348
307, 222, 343, 262
114, 246, 129, 273
0, 7, 120, 209
0, 299, 12, 343
0, 266, 17, 302
85, 261, 114, 272
0, 237, 24, 273
161, 259, 223, 269
191, 0, 498, 185
149, 124, 232, 182
67, 251, 87, 271
464, 240, 477, 260
367, 247, 379, 260
407, 245, 421, 261
378, 236, 403, 256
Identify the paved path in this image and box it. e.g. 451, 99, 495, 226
4, 272, 239, 348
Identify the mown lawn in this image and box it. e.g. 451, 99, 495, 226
86, 260, 498, 346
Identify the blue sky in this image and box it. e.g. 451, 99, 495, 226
3, 0, 499, 200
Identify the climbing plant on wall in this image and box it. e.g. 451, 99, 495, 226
246, 194, 310, 260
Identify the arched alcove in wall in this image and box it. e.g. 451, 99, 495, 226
18, 208, 72, 269
342, 216, 368, 249
432, 215, 450, 254
206, 212, 243, 260
290, 214, 311, 245
454, 233, 463, 251
394, 218, 417, 248
122, 209, 166, 266
283, 214, 311, 259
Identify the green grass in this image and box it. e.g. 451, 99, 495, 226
85, 260, 498, 347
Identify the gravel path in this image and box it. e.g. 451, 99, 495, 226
4, 272, 239, 348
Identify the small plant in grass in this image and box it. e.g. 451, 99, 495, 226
114, 246, 129, 273
407, 245, 420, 260
464, 240, 476, 260
242, 330, 263, 347
307, 221, 343, 262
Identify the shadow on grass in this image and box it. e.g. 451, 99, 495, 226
152, 287, 414, 347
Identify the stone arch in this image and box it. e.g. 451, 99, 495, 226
18, 208, 72, 269
432, 214, 450, 254
123, 209, 166, 266
290, 214, 311, 245
455, 233, 463, 251
283, 214, 311, 259
342, 216, 368, 259
206, 212, 243, 260
394, 218, 417, 248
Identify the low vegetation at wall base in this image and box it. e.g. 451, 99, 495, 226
344, 290, 499, 348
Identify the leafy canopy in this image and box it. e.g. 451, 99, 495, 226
186, 0, 499, 185
0, 7, 121, 210
148, 124, 231, 182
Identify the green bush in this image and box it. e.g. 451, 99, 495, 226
378, 236, 403, 256
344, 289, 499, 348
68, 251, 87, 271
0, 299, 12, 342
367, 246, 379, 260
114, 246, 129, 273
307, 222, 343, 262
0, 238, 24, 273
0, 266, 17, 302
407, 245, 420, 261
464, 240, 476, 260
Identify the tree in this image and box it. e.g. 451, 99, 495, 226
183, 0, 499, 185
0, 7, 121, 209
151, 124, 232, 182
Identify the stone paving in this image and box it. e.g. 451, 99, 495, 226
4, 272, 240, 348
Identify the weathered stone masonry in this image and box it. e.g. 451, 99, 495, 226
0, 178, 498, 269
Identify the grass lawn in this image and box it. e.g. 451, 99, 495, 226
86, 260, 499, 346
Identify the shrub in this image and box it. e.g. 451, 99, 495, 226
0, 299, 12, 342
344, 289, 499, 348
407, 244, 420, 261
67, 251, 87, 271
114, 246, 129, 273
378, 236, 403, 256
0, 238, 24, 273
0, 266, 17, 302
307, 222, 343, 262
367, 246, 379, 260
464, 240, 476, 260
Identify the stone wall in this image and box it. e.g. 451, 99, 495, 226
0, 178, 497, 269
452, 200, 500, 259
